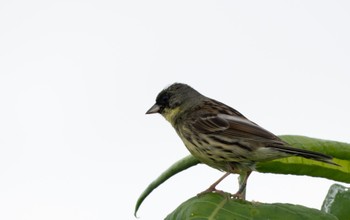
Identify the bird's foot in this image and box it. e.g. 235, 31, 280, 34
197, 187, 230, 198
197, 172, 231, 198
230, 192, 244, 200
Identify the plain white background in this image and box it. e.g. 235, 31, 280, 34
0, 1, 349, 219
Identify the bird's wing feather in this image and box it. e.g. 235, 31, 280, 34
191, 112, 282, 144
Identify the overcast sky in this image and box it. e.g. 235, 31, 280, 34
0, 1, 349, 219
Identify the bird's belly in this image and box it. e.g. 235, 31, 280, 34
182, 139, 255, 173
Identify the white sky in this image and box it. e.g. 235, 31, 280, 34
0, 1, 349, 219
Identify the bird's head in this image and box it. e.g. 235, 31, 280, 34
146, 83, 201, 123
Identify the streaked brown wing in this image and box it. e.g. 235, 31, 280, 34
190, 115, 230, 133
189, 99, 282, 144
191, 114, 279, 141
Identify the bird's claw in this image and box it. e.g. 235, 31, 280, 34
230, 193, 244, 200
197, 187, 230, 198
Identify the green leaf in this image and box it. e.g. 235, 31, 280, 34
166, 193, 337, 220
134, 155, 199, 216
134, 135, 350, 216
321, 184, 350, 220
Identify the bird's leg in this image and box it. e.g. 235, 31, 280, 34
231, 171, 252, 200
197, 172, 230, 197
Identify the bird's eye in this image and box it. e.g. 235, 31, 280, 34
160, 94, 169, 105
156, 93, 169, 105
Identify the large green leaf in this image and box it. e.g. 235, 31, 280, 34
322, 184, 350, 220
166, 193, 337, 220
134, 155, 199, 216
135, 135, 350, 216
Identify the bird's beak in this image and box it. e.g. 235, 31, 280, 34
146, 104, 160, 114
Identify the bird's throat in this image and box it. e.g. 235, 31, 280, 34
163, 107, 181, 124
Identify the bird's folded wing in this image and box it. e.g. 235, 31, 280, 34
190, 113, 282, 144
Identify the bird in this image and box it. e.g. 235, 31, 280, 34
146, 83, 338, 199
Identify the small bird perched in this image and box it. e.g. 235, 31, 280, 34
146, 83, 337, 199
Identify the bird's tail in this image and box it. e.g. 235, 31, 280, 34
271, 145, 339, 166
